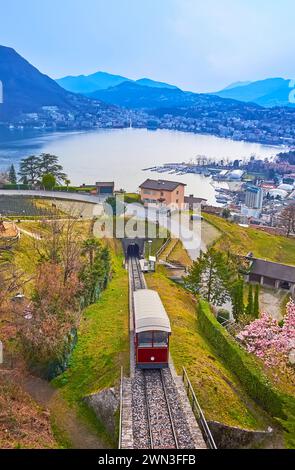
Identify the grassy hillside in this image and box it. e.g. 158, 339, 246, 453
145, 268, 273, 431
203, 213, 295, 264
53, 239, 129, 445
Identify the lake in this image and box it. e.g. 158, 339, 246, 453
0, 127, 283, 204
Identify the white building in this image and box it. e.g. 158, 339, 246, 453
245, 185, 264, 210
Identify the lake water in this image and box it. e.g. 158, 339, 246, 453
0, 127, 283, 204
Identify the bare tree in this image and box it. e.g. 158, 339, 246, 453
33, 208, 83, 284
280, 203, 295, 237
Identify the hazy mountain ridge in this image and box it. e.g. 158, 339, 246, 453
213, 77, 295, 107
56, 71, 132, 94
56, 71, 178, 94
87, 81, 196, 108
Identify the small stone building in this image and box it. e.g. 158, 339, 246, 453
246, 258, 295, 296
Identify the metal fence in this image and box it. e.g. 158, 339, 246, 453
182, 367, 217, 449
118, 366, 124, 449
155, 236, 171, 259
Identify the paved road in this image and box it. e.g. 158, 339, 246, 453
0, 189, 107, 205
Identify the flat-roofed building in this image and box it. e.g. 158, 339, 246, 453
80, 182, 114, 195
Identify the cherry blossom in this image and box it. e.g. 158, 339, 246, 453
237, 300, 295, 369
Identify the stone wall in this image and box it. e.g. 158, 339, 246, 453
208, 420, 274, 449
84, 387, 119, 438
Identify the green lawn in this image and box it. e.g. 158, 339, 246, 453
53, 240, 129, 445
145, 268, 273, 431
203, 213, 295, 264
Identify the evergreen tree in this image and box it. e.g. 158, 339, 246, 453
19, 155, 40, 186
253, 284, 260, 318
8, 164, 17, 184
38, 154, 67, 183
246, 284, 254, 316
231, 278, 244, 320
185, 248, 230, 306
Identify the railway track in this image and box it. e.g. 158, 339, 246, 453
129, 255, 195, 449
129, 256, 145, 290
132, 368, 195, 449
144, 369, 179, 449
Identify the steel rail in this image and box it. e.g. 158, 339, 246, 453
160, 370, 179, 449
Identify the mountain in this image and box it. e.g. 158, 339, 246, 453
213, 77, 295, 107
0, 45, 128, 127
88, 81, 197, 109
56, 71, 131, 94
222, 81, 252, 91
0, 45, 79, 120
57, 71, 178, 94
135, 78, 178, 90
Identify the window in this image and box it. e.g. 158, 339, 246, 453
176, 191, 179, 195
161, 192, 164, 196
138, 331, 153, 347
138, 331, 169, 347
153, 331, 168, 347
176, 199, 179, 203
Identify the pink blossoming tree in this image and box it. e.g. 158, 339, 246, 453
237, 300, 295, 370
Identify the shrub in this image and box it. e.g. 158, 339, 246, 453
197, 299, 286, 418
217, 308, 230, 324
42, 173, 56, 191
3, 184, 30, 190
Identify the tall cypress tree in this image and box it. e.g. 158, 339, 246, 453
253, 284, 260, 318
246, 284, 254, 316
8, 164, 17, 184
231, 278, 245, 321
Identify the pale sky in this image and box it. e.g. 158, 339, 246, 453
1, 0, 295, 92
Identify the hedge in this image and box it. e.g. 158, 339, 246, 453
197, 299, 286, 419
2, 184, 30, 190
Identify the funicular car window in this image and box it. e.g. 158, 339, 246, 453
138, 331, 153, 347
153, 331, 168, 347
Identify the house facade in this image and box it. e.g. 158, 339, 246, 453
139, 179, 186, 208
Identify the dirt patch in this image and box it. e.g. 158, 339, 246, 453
20, 375, 108, 449
0, 371, 57, 449
259, 288, 289, 320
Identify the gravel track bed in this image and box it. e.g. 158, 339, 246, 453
132, 369, 195, 449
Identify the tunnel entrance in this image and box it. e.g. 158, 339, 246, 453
127, 243, 140, 258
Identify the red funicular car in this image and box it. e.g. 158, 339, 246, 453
133, 289, 171, 368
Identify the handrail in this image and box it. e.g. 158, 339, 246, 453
118, 366, 123, 449
182, 367, 217, 449
155, 236, 171, 259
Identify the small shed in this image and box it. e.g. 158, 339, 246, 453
246, 258, 295, 296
